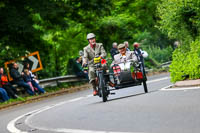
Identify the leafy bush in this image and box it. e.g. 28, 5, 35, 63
142, 46, 173, 69
147, 46, 173, 63
170, 39, 200, 82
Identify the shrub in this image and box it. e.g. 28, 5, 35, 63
170, 39, 200, 82
143, 46, 173, 68
147, 46, 173, 63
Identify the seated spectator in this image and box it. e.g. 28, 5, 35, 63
0, 87, 9, 102
23, 69, 35, 93
79, 50, 84, 57
10, 62, 35, 95
110, 42, 119, 59
23, 63, 45, 94
79, 50, 84, 64
73, 57, 89, 80
0, 67, 18, 99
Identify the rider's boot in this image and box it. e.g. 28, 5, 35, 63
91, 80, 98, 96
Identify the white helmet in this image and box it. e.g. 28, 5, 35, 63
87, 33, 96, 40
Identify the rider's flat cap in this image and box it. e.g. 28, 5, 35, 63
118, 43, 126, 49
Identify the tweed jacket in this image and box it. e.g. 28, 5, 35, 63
111, 51, 137, 66
83, 43, 107, 66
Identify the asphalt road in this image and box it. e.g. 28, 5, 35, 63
1, 73, 200, 133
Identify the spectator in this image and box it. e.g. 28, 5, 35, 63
79, 50, 84, 57
73, 57, 89, 80
124, 41, 130, 51
110, 42, 119, 59
174, 41, 180, 48
23, 63, 45, 94
0, 67, 18, 99
133, 42, 149, 71
133, 42, 148, 60
0, 87, 10, 102
10, 62, 35, 95
23, 69, 35, 93
79, 50, 84, 64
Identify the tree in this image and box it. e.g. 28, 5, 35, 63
97, 0, 173, 51
0, 0, 174, 78
157, 0, 200, 44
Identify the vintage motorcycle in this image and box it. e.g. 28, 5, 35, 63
93, 51, 148, 102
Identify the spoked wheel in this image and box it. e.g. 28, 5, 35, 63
98, 72, 108, 102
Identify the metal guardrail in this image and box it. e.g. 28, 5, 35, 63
145, 61, 171, 73
160, 61, 171, 68
39, 75, 87, 88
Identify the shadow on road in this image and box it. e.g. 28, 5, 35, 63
92, 90, 159, 104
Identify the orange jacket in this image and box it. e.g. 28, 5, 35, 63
0, 74, 8, 86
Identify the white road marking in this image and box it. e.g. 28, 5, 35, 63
160, 85, 200, 91
7, 107, 49, 133
86, 94, 93, 98
7, 114, 28, 133
147, 77, 170, 84
68, 97, 84, 102
7, 77, 171, 133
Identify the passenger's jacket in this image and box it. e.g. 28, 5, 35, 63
111, 51, 138, 66
83, 43, 107, 66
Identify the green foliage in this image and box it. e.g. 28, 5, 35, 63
157, 0, 200, 43
97, 0, 173, 51
170, 39, 200, 82
147, 46, 173, 64
158, 0, 200, 82
36, 18, 87, 76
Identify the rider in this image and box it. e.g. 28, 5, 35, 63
82, 33, 107, 96
111, 43, 138, 66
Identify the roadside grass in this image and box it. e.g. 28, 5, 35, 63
0, 97, 26, 105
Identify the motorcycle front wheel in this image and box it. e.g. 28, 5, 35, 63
98, 72, 107, 102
